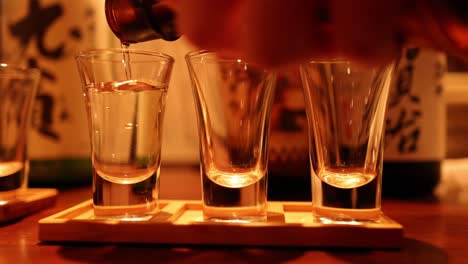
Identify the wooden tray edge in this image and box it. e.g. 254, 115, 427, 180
38, 199, 404, 248
0, 188, 57, 223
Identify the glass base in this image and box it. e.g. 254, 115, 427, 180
203, 205, 267, 223
92, 167, 158, 221
203, 215, 267, 223
93, 202, 158, 221
313, 205, 382, 224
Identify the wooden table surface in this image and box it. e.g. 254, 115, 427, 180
1, 160, 468, 264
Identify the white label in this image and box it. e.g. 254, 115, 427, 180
1, 0, 110, 159
384, 48, 446, 161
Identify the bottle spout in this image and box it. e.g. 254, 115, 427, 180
105, 0, 179, 44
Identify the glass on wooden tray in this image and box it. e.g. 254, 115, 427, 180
301, 59, 394, 223
186, 50, 276, 223
75, 48, 174, 220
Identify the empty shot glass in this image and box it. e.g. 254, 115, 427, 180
300, 60, 394, 222
186, 51, 276, 222
0, 64, 40, 200
75, 49, 174, 220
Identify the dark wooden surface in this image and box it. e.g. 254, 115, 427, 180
1, 162, 468, 264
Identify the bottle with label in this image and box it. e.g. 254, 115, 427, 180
383, 48, 446, 198
0, 0, 111, 187
267, 68, 311, 201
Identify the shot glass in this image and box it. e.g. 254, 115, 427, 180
0, 64, 40, 200
300, 60, 394, 222
186, 51, 276, 222
75, 49, 174, 220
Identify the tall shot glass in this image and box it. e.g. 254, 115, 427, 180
186, 51, 276, 222
300, 60, 394, 222
75, 49, 174, 219
0, 64, 40, 200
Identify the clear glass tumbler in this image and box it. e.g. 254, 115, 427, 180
300, 60, 394, 223
186, 50, 276, 222
75, 49, 174, 220
0, 64, 40, 200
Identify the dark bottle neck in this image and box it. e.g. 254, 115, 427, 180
105, 0, 179, 44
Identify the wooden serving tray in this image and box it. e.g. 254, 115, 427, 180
39, 200, 403, 248
0, 188, 58, 223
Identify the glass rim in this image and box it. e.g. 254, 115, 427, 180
185, 50, 252, 64
75, 48, 175, 63
305, 58, 350, 64
0, 62, 41, 77
304, 58, 395, 68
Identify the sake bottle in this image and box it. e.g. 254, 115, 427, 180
0, 0, 112, 187
383, 48, 446, 198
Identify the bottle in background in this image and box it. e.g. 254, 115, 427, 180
383, 48, 447, 198
0, 0, 111, 187
268, 68, 311, 201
